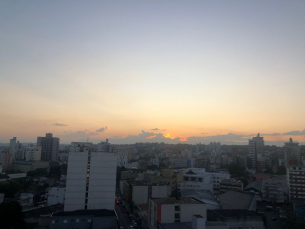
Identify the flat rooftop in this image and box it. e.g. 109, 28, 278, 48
52, 209, 116, 217
151, 197, 203, 205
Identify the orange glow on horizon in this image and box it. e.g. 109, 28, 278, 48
146, 135, 156, 139
163, 133, 175, 139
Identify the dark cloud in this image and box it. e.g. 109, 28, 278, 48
151, 128, 160, 131
96, 126, 108, 132
261, 133, 282, 136
52, 123, 68, 126
283, 129, 305, 136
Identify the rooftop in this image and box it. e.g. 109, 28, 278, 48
219, 191, 256, 209
180, 190, 219, 205
126, 180, 167, 186
151, 197, 203, 205
52, 209, 116, 217
245, 181, 262, 191
207, 209, 261, 221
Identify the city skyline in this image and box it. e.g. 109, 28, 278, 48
1, 1, 305, 145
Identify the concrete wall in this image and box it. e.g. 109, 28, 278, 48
48, 187, 65, 205
133, 186, 148, 205
180, 204, 206, 222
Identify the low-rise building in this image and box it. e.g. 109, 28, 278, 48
148, 197, 206, 229
194, 158, 210, 171
123, 180, 171, 206
48, 187, 66, 206
261, 175, 289, 203
150, 169, 183, 191
219, 179, 243, 194
180, 168, 230, 194
178, 181, 214, 193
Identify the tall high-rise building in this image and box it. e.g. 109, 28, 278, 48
248, 133, 264, 171
284, 138, 300, 166
37, 133, 59, 161
9, 137, 18, 159
64, 142, 117, 212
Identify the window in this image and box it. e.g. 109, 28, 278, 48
63, 220, 67, 224
51, 220, 55, 224
71, 219, 75, 222
76, 219, 79, 223
175, 206, 180, 211
175, 213, 180, 218
88, 219, 92, 222
81, 219, 86, 222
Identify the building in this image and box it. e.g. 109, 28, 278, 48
9, 137, 18, 159
244, 181, 262, 194
24, 146, 42, 161
194, 158, 210, 171
50, 209, 118, 229
150, 169, 184, 191
37, 133, 59, 161
219, 191, 257, 211
256, 152, 271, 172
64, 142, 117, 212
123, 180, 170, 206
170, 159, 187, 168
219, 179, 243, 194
287, 165, 305, 203
178, 181, 214, 193
207, 209, 264, 229
181, 168, 230, 194
148, 197, 206, 229
117, 151, 128, 167
180, 189, 220, 210
48, 187, 66, 206
248, 133, 264, 171
233, 155, 247, 169
261, 175, 289, 203
284, 138, 300, 166
0, 151, 12, 172
11, 160, 50, 173
97, 139, 113, 152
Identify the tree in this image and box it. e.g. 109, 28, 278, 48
0, 201, 26, 229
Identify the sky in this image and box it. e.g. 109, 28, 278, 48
0, 1, 305, 146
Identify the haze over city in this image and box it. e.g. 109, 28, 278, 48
1, 1, 305, 145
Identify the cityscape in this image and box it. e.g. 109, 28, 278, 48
1, 1, 305, 229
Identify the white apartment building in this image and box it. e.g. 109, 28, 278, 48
248, 133, 264, 171
180, 168, 230, 194
24, 146, 42, 161
48, 187, 66, 205
287, 165, 305, 203
117, 151, 128, 167
64, 142, 117, 212
261, 175, 288, 203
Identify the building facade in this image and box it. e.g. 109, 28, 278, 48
148, 197, 206, 229
37, 133, 59, 161
287, 165, 305, 203
219, 179, 243, 194
48, 187, 66, 206
248, 133, 264, 171
24, 146, 42, 161
64, 142, 117, 212
284, 138, 300, 166
261, 175, 288, 203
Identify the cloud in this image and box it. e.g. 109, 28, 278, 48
283, 129, 305, 136
52, 123, 68, 126
60, 130, 98, 138
261, 133, 282, 136
161, 129, 166, 131
112, 135, 123, 139
146, 135, 156, 139
151, 128, 159, 131
96, 126, 108, 132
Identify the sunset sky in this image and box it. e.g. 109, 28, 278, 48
1, 1, 305, 145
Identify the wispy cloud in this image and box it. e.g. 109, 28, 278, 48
283, 129, 305, 136
52, 123, 68, 126
151, 128, 159, 131
96, 126, 108, 132
61, 130, 97, 138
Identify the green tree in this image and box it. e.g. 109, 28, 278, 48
0, 201, 26, 229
